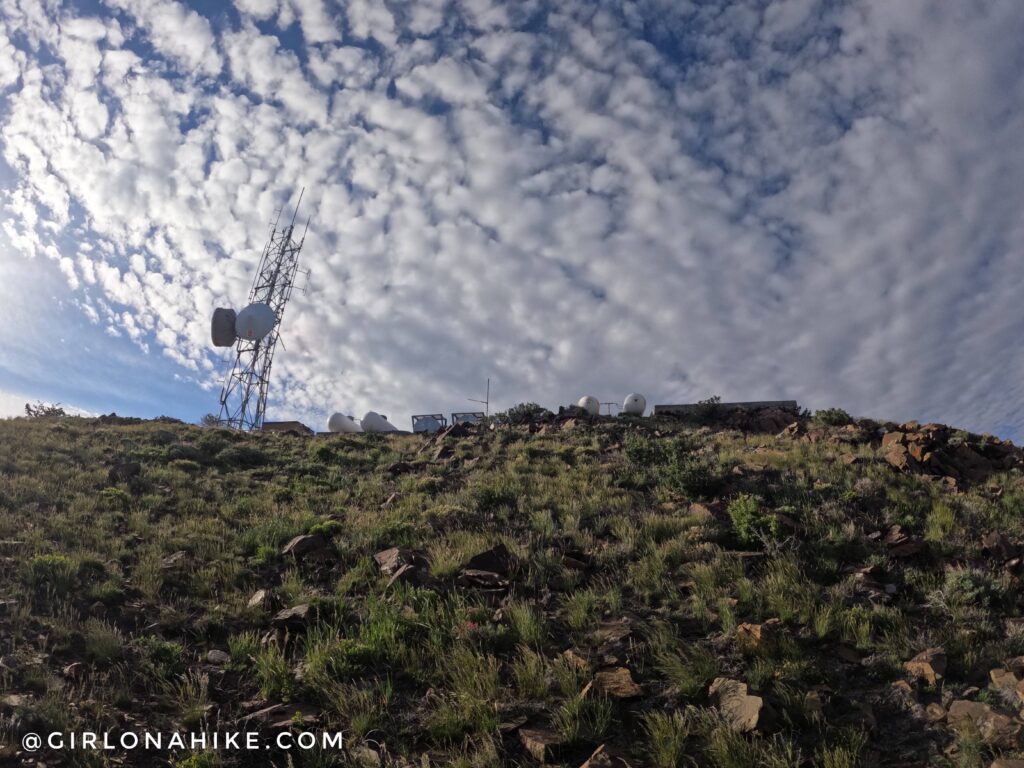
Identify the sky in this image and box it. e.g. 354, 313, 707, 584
1, 0, 1023, 438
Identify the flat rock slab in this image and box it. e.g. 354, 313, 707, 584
519, 726, 561, 762
594, 667, 642, 699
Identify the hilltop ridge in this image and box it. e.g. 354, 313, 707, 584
2, 408, 1024, 767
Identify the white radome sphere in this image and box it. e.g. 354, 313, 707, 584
361, 411, 398, 433
234, 302, 277, 341
328, 413, 363, 433
622, 393, 647, 416
577, 395, 600, 416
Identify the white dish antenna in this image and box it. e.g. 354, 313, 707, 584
622, 393, 647, 416
235, 302, 277, 341
361, 411, 398, 433
577, 395, 599, 416
328, 413, 363, 433
211, 302, 277, 347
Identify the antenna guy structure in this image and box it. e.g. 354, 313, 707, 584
213, 190, 309, 431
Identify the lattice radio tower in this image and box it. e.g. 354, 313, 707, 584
215, 191, 309, 431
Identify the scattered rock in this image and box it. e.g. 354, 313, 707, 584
736, 618, 782, 648
1, 694, 27, 710
432, 444, 454, 462
580, 744, 633, 767
990, 667, 1018, 690
561, 649, 590, 673
884, 525, 925, 558
387, 563, 424, 588
248, 589, 269, 609
272, 604, 312, 629
282, 533, 328, 559
519, 726, 561, 762
464, 543, 515, 576
161, 550, 188, 569
240, 702, 318, 729
948, 700, 1022, 748
498, 714, 530, 734
878, 423, 1021, 486
348, 745, 382, 767
904, 648, 946, 686
983, 532, 1019, 562
594, 667, 642, 699
992, 760, 1024, 768
207, 649, 231, 665
709, 678, 764, 733
455, 569, 508, 589
373, 547, 426, 576
593, 619, 633, 647
925, 702, 947, 722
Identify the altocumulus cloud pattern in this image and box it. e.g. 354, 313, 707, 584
1, 0, 1024, 436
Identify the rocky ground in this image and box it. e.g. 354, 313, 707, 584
2, 407, 1024, 767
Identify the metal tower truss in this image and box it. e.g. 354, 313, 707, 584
217, 193, 308, 431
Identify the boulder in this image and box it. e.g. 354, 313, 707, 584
904, 648, 946, 686
709, 678, 764, 733
247, 589, 269, 609
948, 700, 1022, 748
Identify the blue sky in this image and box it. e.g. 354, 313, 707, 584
1, 0, 1023, 437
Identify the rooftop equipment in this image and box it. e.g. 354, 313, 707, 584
412, 414, 447, 434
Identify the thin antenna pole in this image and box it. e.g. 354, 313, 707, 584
289, 187, 305, 229
468, 378, 490, 417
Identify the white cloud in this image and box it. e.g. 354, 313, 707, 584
105, 0, 222, 76
1, 0, 1024, 438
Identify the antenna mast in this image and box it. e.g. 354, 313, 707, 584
468, 378, 490, 417
216, 189, 308, 431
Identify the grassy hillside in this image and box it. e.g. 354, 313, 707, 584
2, 409, 1024, 767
